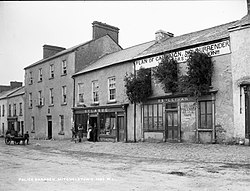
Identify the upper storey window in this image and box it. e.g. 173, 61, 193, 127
62, 60, 67, 76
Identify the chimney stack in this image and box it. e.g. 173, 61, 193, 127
92, 21, 119, 44
10, 81, 22, 89
43, 45, 66, 59
155, 30, 174, 42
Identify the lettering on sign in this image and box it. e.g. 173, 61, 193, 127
165, 97, 189, 103
135, 40, 230, 70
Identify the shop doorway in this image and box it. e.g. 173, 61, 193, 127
89, 117, 98, 141
47, 116, 52, 139
165, 103, 179, 141
117, 116, 125, 142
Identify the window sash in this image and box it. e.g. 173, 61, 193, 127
50, 65, 54, 78
78, 83, 84, 103
199, 101, 212, 129
50, 89, 54, 105
62, 86, 67, 103
108, 77, 116, 101
92, 81, 99, 103
62, 60, 67, 75
39, 69, 42, 81
143, 104, 163, 131
29, 93, 32, 107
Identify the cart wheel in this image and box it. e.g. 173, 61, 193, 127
5, 137, 11, 145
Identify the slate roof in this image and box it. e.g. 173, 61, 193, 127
134, 21, 237, 59
0, 87, 23, 100
73, 40, 155, 75
229, 14, 250, 30
7, 86, 25, 98
24, 35, 119, 70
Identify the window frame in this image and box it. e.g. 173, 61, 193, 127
198, 101, 213, 129
61, 60, 67, 76
50, 64, 54, 79
38, 68, 43, 82
29, 71, 33, 85
78, 83, 84, 104
19, 103, 23, 116
62, 86, 67, 104
28, 93, 33, 108
92, 80, 99, 104
49, 88, 54, 105
108, 77, 116, 102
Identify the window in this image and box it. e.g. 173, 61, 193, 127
143, 103, 164, 131
78, 83, 84, 104
13, 104, 16, 116
38, 68, 42, 82
50, 64, 54, 78
19, 103, 23, 116
92, 80, 99, 103
29, 93, 32, 108
108, 77, 116, 101
62, 60, 67, 75
199, 101, 212, 129
62, 86, 67, 104
8, 104, 11, 117
29, 71, 33, 85
49, 88, 54, 105
99, 113, 116, 136
2, 105, 5, 116
0, 106, 1, 117
59, 115, 64, 132
31, 116, 35, 132
38, 91, 43, 106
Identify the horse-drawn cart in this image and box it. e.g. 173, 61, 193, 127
5, 135, 28, 145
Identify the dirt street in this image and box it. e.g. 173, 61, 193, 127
0, 138, 250, 191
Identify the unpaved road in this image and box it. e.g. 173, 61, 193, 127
0, 139, 250, 191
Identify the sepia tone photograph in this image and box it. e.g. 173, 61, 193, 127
0, 0, 250, 190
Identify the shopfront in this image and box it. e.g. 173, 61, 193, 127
142, 93, 216, 143
73, 104, 127, 142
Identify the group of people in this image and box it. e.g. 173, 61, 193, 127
71, 123, 97, 142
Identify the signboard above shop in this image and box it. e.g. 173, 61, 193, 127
135, 39, 230, 70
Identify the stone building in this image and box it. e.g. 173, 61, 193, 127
24, 21, 122, 140
72, 41, 155, 142
0, 86, 24, 136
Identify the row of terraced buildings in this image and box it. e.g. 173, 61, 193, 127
1, 2, 250, 145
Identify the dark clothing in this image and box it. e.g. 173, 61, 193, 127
24, 132, 29, 144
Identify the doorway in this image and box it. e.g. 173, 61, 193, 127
165, 103, 179, 141
89, 117, 98, 141
244, 86, 250, 139
47, 116, 52, 139
117, 116, 125, 142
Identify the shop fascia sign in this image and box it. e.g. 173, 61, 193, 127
135, 39, 230, 70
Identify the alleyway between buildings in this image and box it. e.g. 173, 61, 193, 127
1, 138, 250, 191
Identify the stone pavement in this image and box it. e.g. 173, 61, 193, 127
29, 139, 250, 164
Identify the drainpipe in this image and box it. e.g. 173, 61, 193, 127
133, 61, 137, 142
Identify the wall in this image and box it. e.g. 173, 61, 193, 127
75, 36, 122, 73
25, 52, 75, 139
230, 26, 250, 140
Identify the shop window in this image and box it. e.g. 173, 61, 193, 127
75, 114, 88, 134
100, 113, 116, 136
198, 101, 212, 129
143, 103, 163, 131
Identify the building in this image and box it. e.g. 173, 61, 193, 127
24, 21, 122, 140
0, 86, 25, 136
71, 1, 250, 144
130, 2, 250, 144
72, 40, 155, 142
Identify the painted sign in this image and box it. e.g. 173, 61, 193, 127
135, 39, 230, 70
165, 97, 190, 103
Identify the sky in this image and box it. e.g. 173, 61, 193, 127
0, 0, 248, 85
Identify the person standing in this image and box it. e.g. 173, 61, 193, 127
24, 131, 29, 145
78, 124, 83, 142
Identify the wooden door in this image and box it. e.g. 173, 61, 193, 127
166, 111, 178, 141
245, 86, 250, 139
118, 116, 125, 142
48, 118, 52, 139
